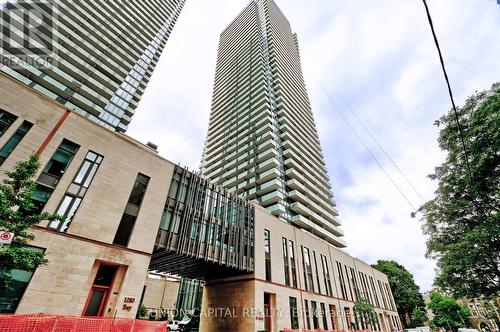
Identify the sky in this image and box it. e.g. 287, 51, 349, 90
128, 0, 500, 292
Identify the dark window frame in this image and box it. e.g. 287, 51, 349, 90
289, 240, 297, 288
0, 120, 33, 165
113, 173, 150, 247
289, 296, 299, 329
49, 150, 103, 232
42, 138, 80, 179
264, 229, 271, 282
302, 246, 314, 292
282, 237, 290, 286
320, 302, 328, 330
0, 110, 18, 137
321, 254, 333, 296
311, 300, 319, 329
0, 245, 45, 313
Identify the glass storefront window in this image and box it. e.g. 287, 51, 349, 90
0, 246, 44, 313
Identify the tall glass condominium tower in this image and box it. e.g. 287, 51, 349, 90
0, 0, 186, 131
201, 0, 345, 247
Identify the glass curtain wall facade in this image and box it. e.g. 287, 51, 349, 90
1, 0, 186, 131
150, 165, 255, 279
201, 0, 345, 247
175, 278, 203, 319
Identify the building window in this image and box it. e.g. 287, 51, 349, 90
128, 173, 150, 206
468, 304, 477, 316
375, 312, 382, 331
304, 299, 311, 330
358, 272, 368, 302
301, 246, 314, 292
385, 283, 396, 311
0, 246, 44, 313
0, 121, 33, 165
113, 173, 150, 246
321, 254, 333, 296
289, 296, 299, 329
313, 251, 321, 294
0, 110, 18, 137
320, 302, 328, 329
378, 280, 388, 309
289, 240, 297, 288
264, 229, 271, 282
369, 276, 380, 307
330, 304, 338, 330
336, 261, 348, 300
360, 272, 374, 305
345, 266, 355, 300
349, 267, 360, 300
282, 237, 290, 286
48, 151, 103, 232
311, 300, 319, 329
168, 169, 188, 204
31, 184, 53, 213
42, 139, 80, 179
345, 307, 353, 330
391, 315, 399, 330
281, 238, 298, 288
377, 313, 386, 332
32, 139, 80, 212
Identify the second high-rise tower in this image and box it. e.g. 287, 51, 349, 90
202, 0, 345, 247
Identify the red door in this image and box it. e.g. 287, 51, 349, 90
264, 293, 272, 332
264, 304, 271, 332
83, 264, 117, 317
84, 286, 109, 316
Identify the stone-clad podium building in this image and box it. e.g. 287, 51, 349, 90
0, 72, 401, 331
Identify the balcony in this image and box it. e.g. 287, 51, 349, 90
290, 215, 346, 248
290, 201, 343, 237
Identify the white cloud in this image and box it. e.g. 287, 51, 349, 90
128, 0, 500, 291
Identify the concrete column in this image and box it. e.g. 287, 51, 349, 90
200, 275, 256, 332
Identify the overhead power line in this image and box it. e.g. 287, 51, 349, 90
319, 82, 417, 211
322, 76, 424, 200
421, 0, 474, 184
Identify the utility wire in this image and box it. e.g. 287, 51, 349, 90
319, 82, 417, 211
421, 0, 474, 185
323, 76, 424, 200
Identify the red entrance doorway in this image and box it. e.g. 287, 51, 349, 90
83, 264, 118, 316
264, 292, 272, 332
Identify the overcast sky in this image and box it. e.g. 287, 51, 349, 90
128, 0, 500, 291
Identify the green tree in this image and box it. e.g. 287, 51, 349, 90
372, 260, 426, 328
420, 83, 500, 299
0, 155, 58, 290
354, 296, 379, 330
411, 307, 428, 327
427, 291, 471, 331
136, 304, 148, 319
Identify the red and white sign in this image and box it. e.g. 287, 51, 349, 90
0, 231, 14, 245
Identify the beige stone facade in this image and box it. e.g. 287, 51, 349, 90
0, 72, 175, 318
142, 274, 180, 316
1, 72, 400, 331
200, 206, 401, 332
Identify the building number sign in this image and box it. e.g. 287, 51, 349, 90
122, 297, 136, 311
